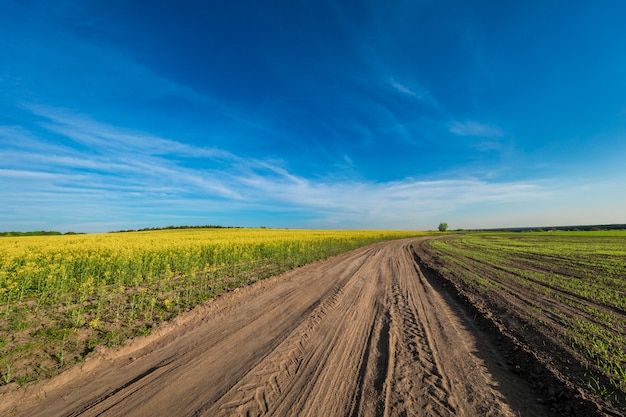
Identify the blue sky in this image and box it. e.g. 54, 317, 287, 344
1, 1, 625, 232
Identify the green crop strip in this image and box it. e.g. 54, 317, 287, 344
427, 231, 626, 405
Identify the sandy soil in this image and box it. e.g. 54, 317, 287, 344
2, 238, 550, 416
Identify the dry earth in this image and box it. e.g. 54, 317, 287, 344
2, 238, 552, 416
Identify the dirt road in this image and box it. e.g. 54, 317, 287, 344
3, 238, 547, 416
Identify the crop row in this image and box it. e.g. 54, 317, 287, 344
425, 231, 626, 407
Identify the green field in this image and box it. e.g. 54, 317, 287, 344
424, 231, 626, 405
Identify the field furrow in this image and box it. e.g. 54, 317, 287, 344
416, 232, 626, 415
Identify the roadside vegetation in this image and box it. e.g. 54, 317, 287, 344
0, 228, 426, 387
421, 231, 626, 410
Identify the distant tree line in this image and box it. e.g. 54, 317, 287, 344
0, 231, 81, 237
111, 225, 243, 233
475, 224, 626, 232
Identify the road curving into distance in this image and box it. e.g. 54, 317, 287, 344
3, 237, 548, 416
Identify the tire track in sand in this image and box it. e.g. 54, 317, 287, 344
384, 259, 456, 417
203, 248, 389, 417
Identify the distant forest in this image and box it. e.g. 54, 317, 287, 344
474, 224, 626, 232
0, 231, 77, 237
0, 225, 245, 237
111, 225, 242, 233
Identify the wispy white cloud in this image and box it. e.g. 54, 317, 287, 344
9, 104, 622, 233
2, 108, 241, 201
0, 105, 555, 231
449, 121, 504, 138
26, 104, 234, 159
389, 77, 421, 98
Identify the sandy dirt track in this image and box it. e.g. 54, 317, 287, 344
4, 238, 548, 416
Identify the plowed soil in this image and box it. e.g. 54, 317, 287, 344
414, 237, 623, 417
3, 238, 554, 416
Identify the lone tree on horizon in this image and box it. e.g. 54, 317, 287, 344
438, 222, 448, 232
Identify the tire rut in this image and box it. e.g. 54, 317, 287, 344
204, 247, 388, 417
383, 250, 456, 417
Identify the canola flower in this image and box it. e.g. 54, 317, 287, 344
0, 228, 426, 386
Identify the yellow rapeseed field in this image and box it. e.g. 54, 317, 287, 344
0, 228, 426, 386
